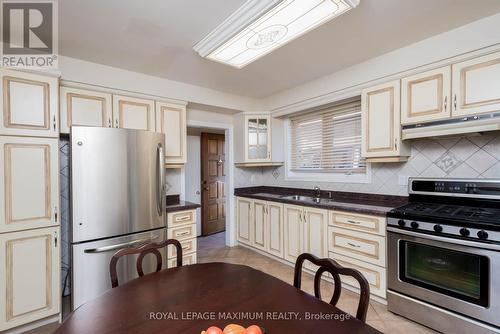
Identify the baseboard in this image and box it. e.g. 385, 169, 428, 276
2, 315, 60, 334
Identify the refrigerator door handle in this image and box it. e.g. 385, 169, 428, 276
156, 143, 165, 216
83, 235, 160, 254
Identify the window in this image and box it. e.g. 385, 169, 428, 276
287, 100, 368, 181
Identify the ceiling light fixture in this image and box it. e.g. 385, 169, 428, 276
193, 0, 360, 68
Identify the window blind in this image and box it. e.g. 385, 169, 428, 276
289, 100, 366, 173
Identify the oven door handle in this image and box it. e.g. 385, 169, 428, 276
387, 227, 500, 251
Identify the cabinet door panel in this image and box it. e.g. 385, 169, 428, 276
0, 227, 60, 331
284, 204, 303, 263
236, 198, 252, 245
267, 202, 283, 258
252, 200, 267, 251
155, 102, 187, 164
112, 95, 155, 130
452, 51, 500, 116
303, 208, 327, 270
60, 87, 112, 133
0, 69, 58, 137
245, 115, 271, 162
0, 137, 58, 233
401, 66, 451, 124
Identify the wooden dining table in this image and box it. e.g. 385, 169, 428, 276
55, 263, 380, 334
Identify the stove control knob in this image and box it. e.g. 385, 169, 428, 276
459, 228, 470, 237
398, 219, 406, 227
411, 221, 419, 229
433, 225, 443, 233
477, 230, 489, 240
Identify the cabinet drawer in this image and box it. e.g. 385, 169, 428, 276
330, 211, 386, 236
167, 224, 196, 241
168, 252, 196, 268
168, 210, 196, 227
328, 227, 386, 267
167, 238, 196, 258
330, 252, 386, 299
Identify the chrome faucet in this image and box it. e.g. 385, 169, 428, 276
314, 186, 321, 198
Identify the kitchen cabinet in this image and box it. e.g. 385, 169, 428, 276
284, 204, 303, 263
236, 197, 253, 246
234, 113, 284, 167
0, 137, 59, 233
252, 200, 267, 251
166, 210, 197, 269
302, 207, 328, 270
401, 66, 451, 125
267, 202, 284, 258
0, 227, 60, 331
0, 69, 58, 138
361, 80, 410, 162
155, 101, 187, 166
452, 51, 500, 117
112, 95, 155, 131
60, 86, 112, 133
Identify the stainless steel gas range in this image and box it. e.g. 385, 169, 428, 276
387, 178, 500, 334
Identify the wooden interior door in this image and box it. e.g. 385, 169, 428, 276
201, 133, 226, 236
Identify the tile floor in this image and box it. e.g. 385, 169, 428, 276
197, 232, 438, 334
31, 232, 438, 334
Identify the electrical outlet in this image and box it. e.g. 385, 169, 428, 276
399, 175, 409, 186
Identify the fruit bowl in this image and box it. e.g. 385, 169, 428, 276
201, 324, 266, 334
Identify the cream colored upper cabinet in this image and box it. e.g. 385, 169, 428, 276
245, 115, 271, 162
0, 69, 58, 137
236, 197, 252, 245
0, 227, 60, 331
0, 137, 59, 233
267, 202, 284, 258
452, 51, 500, 117
252, 200, 267, 251
112, 95, 155, 130
362, 80, 410, 161
284, 204, 303, 263
401, 66, 451, 124
155, 101, 187, 165
60, 87, 112, 134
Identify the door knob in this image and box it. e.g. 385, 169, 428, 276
196, 191, 201, 195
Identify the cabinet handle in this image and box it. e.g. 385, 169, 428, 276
394, 138, 397, 150
54, 206, 58, 222
115, 118, 119, 128
54, 232, 58, 248
454, 94, 457, 111
108, 118, 111, 127
52, 115, 56, 131
346, 220, 361, 225
177, 231, 190, 236
444, 96, 447, 112
175, 215, 191, 222
347, 242, 361, 248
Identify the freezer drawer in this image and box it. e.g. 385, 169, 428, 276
71, 228, 167, 309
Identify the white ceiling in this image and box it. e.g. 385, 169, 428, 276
60, 0, 500, 98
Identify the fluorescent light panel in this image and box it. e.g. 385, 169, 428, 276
206, 0, 357, 68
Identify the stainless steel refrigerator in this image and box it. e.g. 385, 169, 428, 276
70, 126, 166, 309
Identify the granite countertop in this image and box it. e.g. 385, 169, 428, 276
166, 195, 200, 213
234, 186, 408, 216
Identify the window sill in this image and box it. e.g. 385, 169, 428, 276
285, 166, 372, 184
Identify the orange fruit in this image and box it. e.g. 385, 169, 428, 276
246, 325, 263, 334
223, 324, 246, 334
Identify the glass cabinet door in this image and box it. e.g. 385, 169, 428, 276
247, 116, 270, 161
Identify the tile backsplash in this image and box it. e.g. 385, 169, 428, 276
235, 133, 500, 196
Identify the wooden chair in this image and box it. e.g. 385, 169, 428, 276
109, 239, 183, 288
293, 253, 370, 323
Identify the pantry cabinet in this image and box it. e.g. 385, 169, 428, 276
401, 66, 451, 125
112, 95, 155, 131
0, 227, 60, 331
361, 80, 410, 162
60, 86, 112, 133
0, 137, 59, 233
155, 101, 187, 165
452, 51, 500, 117
0, 69, 58, 138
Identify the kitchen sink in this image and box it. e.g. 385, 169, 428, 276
280, 195, 333, 204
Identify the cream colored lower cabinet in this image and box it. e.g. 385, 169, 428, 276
236, 197, 253, 246
166, 210, 197, 269
267, 202, 284, 258
284, 204, 303, 263
252, 200, 267, 251
0, 227, 60, 331
303, 208, 328, 270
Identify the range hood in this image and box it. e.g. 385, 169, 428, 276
402, 112, 500, 140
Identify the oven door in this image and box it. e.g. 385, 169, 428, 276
387, 228, 500, 327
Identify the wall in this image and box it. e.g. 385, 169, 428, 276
185, 135, 202, 236
235, 133, 500, 196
